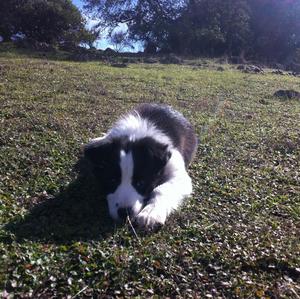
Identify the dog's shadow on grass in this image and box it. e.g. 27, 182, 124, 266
4, 158, 117, 244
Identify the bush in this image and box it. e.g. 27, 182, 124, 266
0, 0, 98, 48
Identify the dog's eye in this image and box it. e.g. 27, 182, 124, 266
136, 180, 145, 188
107, 178, 117, 185
94, 165, 104, 173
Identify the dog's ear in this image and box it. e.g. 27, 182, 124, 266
84, 139, 113, 166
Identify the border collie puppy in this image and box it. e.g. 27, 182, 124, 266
84, 104, 197, 228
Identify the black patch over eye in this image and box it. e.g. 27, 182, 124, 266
133, 177, 156, 195
131, 137, 171, 196
135, 180, 145, 189
105, 177, 118, 185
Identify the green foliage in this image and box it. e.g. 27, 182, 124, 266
110, 30, 131, 52
0, 0, 18, 41
167, 0, 250, 56
20, 0, 83, 44
84, 0, 300, 61
84, 0, 185, 51
248, 0, 300, 61
0, 0, 98, 47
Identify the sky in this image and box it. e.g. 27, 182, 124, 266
71, 0, 142, 52
72, 0, 83, 9
71, 0, 111, 49
72, 0, 84, 9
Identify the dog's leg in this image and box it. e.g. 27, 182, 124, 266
136, 150, 193, 228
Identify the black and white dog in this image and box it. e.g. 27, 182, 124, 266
84, 104, 197, 228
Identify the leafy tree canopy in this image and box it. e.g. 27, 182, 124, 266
84, 0, 300, 61
0, 0, 99, 47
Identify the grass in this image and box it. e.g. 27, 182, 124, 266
0, 46, 299, 298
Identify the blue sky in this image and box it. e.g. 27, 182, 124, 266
72, 0, 84, 9
71, 0, 141, 51
72, 0, 110, 49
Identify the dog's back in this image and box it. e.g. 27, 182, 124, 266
135, 104, 198, 166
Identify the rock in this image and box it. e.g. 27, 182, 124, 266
216, 57, 228, 64
143, 57, 158, 64
272, 63, 285, 70
273, 89, 300, 100
243, 65, 264, 74
122, 57, 137, 64
286, 62, 300, 73
272, 69, 284, 75
69, 53, 90, 61
110, 63, 127, 68
252, 65, 263, 73
160, 54, 182, 64
259, 99, 269, 105
217, 66, 225, 71
68, 47, 103, 61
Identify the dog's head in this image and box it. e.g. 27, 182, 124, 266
84, 137, 171, 221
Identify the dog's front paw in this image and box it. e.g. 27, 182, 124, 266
136, 204, 167, 229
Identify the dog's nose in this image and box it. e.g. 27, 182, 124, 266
118, 208, 133, 219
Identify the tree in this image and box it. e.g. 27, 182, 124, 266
0, 0, 97, 47
81, 28, 101, 49
84, 0, 186, 51
166, 0, 250, 56
247, 0, 300, 62
110, 30, 131, 52
19, 0, 85, 44
83, 0, 300, 61
171, 0, 226, 55
0, 0, 24, 41
219, 0, 251, 57
84, 0, 251, 56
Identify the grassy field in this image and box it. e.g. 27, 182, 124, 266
0, 48, 299, 298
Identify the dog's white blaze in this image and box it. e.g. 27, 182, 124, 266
120, 150, 133, 184
107, 149, 143, 220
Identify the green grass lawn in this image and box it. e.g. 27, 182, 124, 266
0, 49, 299, 298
